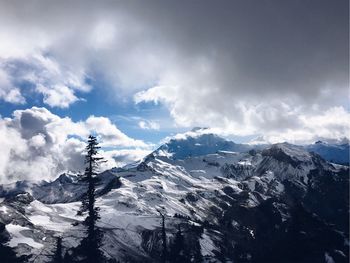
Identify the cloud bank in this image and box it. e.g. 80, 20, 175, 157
0, 107, 151, 183
0, 1, 348, 141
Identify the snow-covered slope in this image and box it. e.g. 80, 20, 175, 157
153, 131, 349, 165
0, 171, 121, 204
152, 132, 256, 159
0, 134, 348, 262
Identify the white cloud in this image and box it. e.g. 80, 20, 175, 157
28, 133, 46, 149
246, 107, 350, 144
85, 116, 148, 147
134, 81, 350, 144
0, 107, 151, 183
271, 107, 350, 144
90, 21, 116, 49
0, 69, 25, 104
36, 84, 79, 108
138, 120, 160, 130
102, 149, 152, 168
0, 54, 90, 108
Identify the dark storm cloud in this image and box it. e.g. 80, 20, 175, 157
127, 0, 348, 99
0, 0, 347, 97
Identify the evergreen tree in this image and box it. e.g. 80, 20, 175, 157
168, 223, 203, 263
63, 250, 74, 263
76, 135, 106, 263
52, 236, 63, 263
169, 226, 187, 263
157, 209, 167, 263
191, 235, 203, 263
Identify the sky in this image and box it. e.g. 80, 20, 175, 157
0, 0, 348, 183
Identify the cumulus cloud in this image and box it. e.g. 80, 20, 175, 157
0, 68, 25, 104
251, 106, 350, 144
0, 107, 151, 183
0, 54, 90, 108
102, 149, 152, 168
0, 0, 347, 140
36, 84, 79, 108
85, 116, 148, 147
28, 133, 46, 149
135, 86, 350, 142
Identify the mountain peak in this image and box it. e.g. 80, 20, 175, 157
152, 132, 254, 160
191, 127, 209, 132
262, 143, 314, 167
314, 137, 349, 145
56, 172, 80, 184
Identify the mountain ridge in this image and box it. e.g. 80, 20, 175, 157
0, 133, 348, 262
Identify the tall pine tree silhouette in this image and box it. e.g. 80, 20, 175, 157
52, 236, 63, 263
169, 226, 187, 263
76, 135, 106, 263
156, 209, 167, 263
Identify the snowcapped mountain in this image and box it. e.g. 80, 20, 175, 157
0, 171, 121, 204
0, 133, 348, 262
152, 132, 254, 160
305, 140, 349, 165
153, 131, 349, 165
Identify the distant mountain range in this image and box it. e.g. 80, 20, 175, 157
0, 133, 348, 262
305, 140, 349, 165
153, 132, 349, 165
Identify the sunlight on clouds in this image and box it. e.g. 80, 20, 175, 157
249, 107, 350, 144
0, 107, 151, 183
136, 85, 350, 145
101, 148, 152, 168
0, 54, 90, 108
36, 84, 79, 108
91, 21, 116, 48
86, 116, 148, 147
0, 1, 347, 148
0, 69, 25, 104
138, 120, 160, 130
